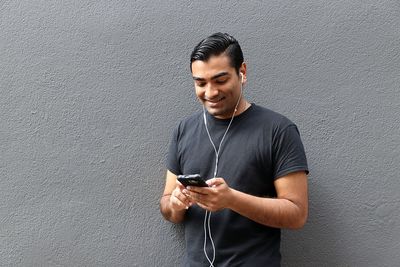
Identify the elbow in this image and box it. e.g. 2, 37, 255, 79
290, 215, 307, 229
288, 209, 308, 230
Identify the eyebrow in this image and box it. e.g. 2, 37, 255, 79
192, 72, 229, 81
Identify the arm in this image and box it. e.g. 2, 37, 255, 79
228, 171, 308, 229
159, 170, 193, 224
185, 171, 308, 229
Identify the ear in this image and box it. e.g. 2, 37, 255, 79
239, 62, 247, 84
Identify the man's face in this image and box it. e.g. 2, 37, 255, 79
191, 54, 246, 119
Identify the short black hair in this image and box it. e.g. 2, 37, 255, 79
190, 32, 244, 74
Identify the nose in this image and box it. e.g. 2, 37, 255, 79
204, 84, 219, 100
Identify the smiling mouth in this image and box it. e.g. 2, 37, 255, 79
205, 97, 225, 105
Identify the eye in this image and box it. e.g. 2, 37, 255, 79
215, 79, 227, 85
196, 82, 206, 87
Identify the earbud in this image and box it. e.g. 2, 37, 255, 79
240, 73, 244, 83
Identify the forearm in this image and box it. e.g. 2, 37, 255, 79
227, 189, 307, 229
159, 195, 186, 224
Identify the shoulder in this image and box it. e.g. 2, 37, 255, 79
250, 104, 296, 133
176, 111, 202, 129
172, 111, 203, 137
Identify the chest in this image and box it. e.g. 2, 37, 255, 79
177, 123, 275, 196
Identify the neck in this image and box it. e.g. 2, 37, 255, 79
235, 99, 250, 116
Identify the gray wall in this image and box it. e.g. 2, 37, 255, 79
1, 0, 399, 266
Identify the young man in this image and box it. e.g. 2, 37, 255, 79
160, 32, 309, 266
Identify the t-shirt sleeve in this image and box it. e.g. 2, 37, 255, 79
272, 124, 309, 180
166, 123, 182, 175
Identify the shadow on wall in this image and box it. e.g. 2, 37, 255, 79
282, 170, 345, 266
282, 168, 394, 266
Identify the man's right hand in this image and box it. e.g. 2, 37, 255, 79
160, 170, 191, 223
169, 181, 193, 211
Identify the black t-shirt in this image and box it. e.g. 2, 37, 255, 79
167, 104, 308, 267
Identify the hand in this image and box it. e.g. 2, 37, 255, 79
169, 181, 193, 211
183, 177, 233, 212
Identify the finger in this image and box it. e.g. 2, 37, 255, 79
173, 185, 192, 201
175, 180, 186, 190
183, 189, 197, 201
206, 177, 225, 187
173, 196, 190, 210
186, 190, 208, 204
186, 186, 209, 194
173, 189, 192, 208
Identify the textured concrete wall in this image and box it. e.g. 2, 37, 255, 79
1, 0, 399, 266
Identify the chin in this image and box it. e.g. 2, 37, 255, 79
206, 108, 230, 119
205, 108, 219, 116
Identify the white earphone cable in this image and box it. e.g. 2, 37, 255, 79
201, 78, 243, 267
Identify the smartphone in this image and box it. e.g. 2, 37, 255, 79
177, 174, 208, 187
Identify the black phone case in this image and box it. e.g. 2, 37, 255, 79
177, 174, 208, 187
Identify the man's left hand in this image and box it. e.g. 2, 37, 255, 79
183, 177, 233, 212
